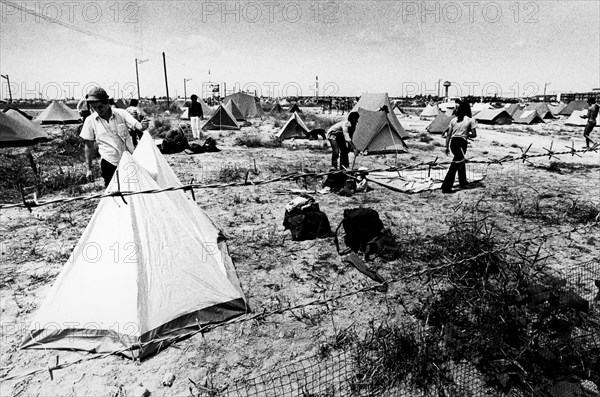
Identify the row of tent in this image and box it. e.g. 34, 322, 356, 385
20, 133, 249, 359
425, 100, 597, 133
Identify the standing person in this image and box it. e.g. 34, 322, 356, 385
76, 95, 91, 122
326, 111, 360, 170
80, 87, 148, 187
189, 94, 204, 140
580, 97, 599, 149
125, 98, 147, 147
441, 101, 477, 194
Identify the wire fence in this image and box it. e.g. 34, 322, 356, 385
190, 259, 600, 397
1, 141, 598, 211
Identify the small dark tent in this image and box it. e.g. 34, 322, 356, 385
201, 105, 240, 131
474, 108, 513, 125
289, 103, 302, 113
558, 100, 589, 116
426, 113, 453, 134
351, 93, 408, 139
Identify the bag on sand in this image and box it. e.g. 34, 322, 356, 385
335, 208, 400, 261
283, 196, 332, 241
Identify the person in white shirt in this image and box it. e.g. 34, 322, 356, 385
80, 87, 148, 187
326, 111, 360, 169
441, 101, 477, 193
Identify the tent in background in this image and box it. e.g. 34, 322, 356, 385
504, 103, 524, 117
548, 103, 566, 116
524, 103, 555, 119
180, 107, 190, 120
512, 109, 544, 124
270, 103, 284, 113
20, 136, 248, 360
114, 99, 127, 109
224, 99, 245, 121
35, 101, 81, 124
202, 104, 240, 131
2, 107, 33, 120
223, 92, 264, 118
426, 113, 453, 135
475, 108, 513, 125
352, 107, 408, 154
351, 93, 408, 139
564, 109, 600, 126
471, 102, 493, 116
276, 112, 310, 140
289, 103, 302, 113
0, 109, 49, 147
420, 103, 439, 119
558, 100, 588, 116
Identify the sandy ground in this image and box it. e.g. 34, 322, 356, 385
1, 110, 599, 396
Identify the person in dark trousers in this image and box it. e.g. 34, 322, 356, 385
326, 111, 360, 169
581, 97, 599, 149
441, 101, 477, 193
189, 94, 204, 139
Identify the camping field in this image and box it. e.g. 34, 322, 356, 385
1, 109, 599, 396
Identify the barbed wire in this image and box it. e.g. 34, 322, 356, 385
1, 142, 598, 211
1, 222, 597, 383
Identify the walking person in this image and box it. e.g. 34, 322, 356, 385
441, 101, 477, 194
189, 94, 204, 140
581, 97, 599, 149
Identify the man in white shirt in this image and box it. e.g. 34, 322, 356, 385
80, 87, 148, 187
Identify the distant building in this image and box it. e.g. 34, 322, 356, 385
558, 90, 600, 103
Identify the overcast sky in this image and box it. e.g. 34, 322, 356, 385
1, 0, 599, 99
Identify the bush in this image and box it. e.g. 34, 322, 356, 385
235, 134, 282, 148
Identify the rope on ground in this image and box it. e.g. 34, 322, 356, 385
1, 143, 598, 211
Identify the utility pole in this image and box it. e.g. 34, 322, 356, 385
1, 74, 12, 103
184, 78, 192, 103
162, 52, 170, 108
135, 58, 148, 100
316, 75, 319, 99
543, 82, 551, 101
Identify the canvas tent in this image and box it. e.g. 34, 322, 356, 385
270, 103, 284, 113
276, 112, 310, 140
475, 108, 513, 125
558, 100, 588, 116
3, 107, 33, 120
180, 107, 190, 120
223, 92, 264, 118
564, 109, 600, 126
202, 104, 240, 131
351, 93, 408, 139
352, 108, 408, 154
289, 103, 302, 113
512, 109, 544, 124
426, 113, 453, 134
524, 103, 555, 119
548, 103, 566, 116
420, 103, 439, 118
504, 103, 524, 117
114, 99, 127, 109
224, 99, 245, 121
471, 102, 493, 116
35, 101, 81, 124
21, 134, 248, 359
0, 109, 49, 147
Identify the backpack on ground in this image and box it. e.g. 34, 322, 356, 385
283, 196, 332, 241
335, 207, 400, 261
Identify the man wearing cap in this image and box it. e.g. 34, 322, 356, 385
80, 87, 148, 186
